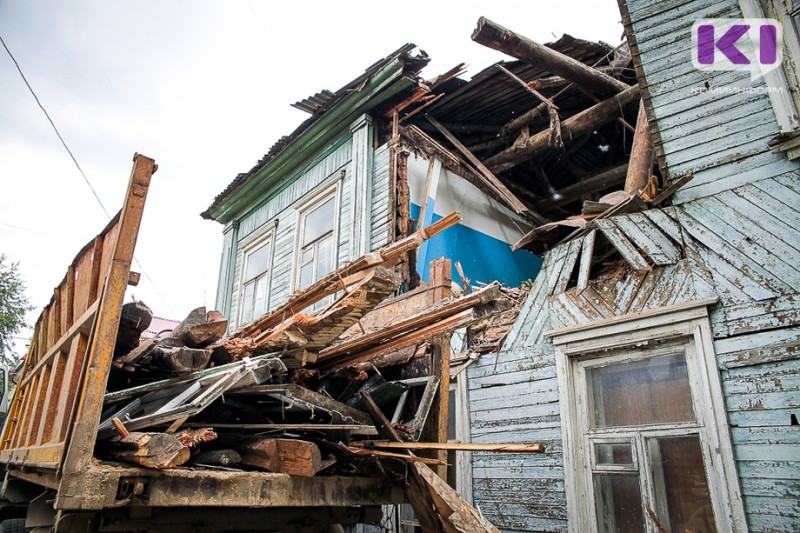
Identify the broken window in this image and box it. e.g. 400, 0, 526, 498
239, 236, 272, 326
551, 302, 747, 533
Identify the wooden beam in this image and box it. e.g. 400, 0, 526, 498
425, 114, 542, 222
624, 100, 654, 194
485, 84, 641, 173
355, 441, 545, 453
472, 17, 629, 97
535, 163, 629, 212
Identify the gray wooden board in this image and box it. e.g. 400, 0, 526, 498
595, 219, 650, 270
613, 212, 681, 265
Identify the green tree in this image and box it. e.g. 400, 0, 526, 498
0, 254, 32, 365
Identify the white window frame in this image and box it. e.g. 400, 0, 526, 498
548, 299, 747, 533
236, 224, 275, 327
293, 178, 341, 299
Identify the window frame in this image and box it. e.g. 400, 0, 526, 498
549, 299, 747, 533
292, 179, 341, 301
236, 225, 275, 327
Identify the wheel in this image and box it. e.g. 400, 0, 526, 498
0, 518, 29, 533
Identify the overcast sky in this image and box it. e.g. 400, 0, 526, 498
0, 0, 622, 356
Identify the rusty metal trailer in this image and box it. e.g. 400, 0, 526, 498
0, 155, 402, 533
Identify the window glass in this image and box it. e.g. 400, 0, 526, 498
316, 234, 334, 279
244, 241, 271, 282
594, 442, 634, 467
593, 474, 645, 533
588, 353, 694, 428
302, 197, 335, 244
648, 435, 717, 533
240, 282, 255, 324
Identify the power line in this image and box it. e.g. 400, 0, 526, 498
0, 33, 111, 219
0, 34, 176, 315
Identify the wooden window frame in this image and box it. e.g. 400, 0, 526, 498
236, 225, 275, 327
293, 180, 341, 299
548, 299, 747, 533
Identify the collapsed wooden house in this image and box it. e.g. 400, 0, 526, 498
196, 2, 799, 531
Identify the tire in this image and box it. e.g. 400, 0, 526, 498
0, 518, 28, 533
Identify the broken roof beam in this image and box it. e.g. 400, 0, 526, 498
535, 163, 629, 212
425, 114, 546, 224
624, 100, 654, 195
472, 17, 629, 97
484, 84, 641, 173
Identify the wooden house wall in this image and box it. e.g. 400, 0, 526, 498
621, 0, 797, 204
469, 180, 800, 530
217, 126, 394, 327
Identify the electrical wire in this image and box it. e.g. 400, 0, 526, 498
0, 33, 111, 220
1, 34, 175, 316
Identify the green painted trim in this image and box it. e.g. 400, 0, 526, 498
209, 59, 414, 223
237, 134, 352, 226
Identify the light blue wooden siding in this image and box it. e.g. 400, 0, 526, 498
370, 143, 392, 250
227, 137, 352, 324
624, 0, 797, 203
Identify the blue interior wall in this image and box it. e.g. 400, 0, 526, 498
411, 204, 542, 287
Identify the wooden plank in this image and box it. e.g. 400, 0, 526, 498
613, 213, 681, 265
554, 238, 582, 294
425, 114, 534, 220
356, 442, 545, 453
577, 230, 596, 291
595, 219, 650, 270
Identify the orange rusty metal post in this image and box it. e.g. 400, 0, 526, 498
57, 154, 156, 507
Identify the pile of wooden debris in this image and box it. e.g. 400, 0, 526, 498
97, 212, 537, 531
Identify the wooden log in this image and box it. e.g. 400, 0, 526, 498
152, 345, 212, 374
108, 432, 190, 469
192, 449, 242, 467
485, 84, 641, 173
176, 427, 217, 447
624, 100, 654, 195
115, 300, 153, 356
238, 437, 324, 477
116, 337, 158, 364
472, 17, 628, 97
171, 307, 228, 348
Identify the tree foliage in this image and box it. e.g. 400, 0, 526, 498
0, 254, 32, 365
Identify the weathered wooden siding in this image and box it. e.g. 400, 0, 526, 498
227, 137, 352, 325
621, 0, 797, 204
370, 143, 392, 250
469, 167, 800, 531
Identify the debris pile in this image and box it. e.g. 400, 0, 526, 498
99, 213, 513, 481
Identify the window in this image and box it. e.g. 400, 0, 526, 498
296, 187, 338, 309
238, 234, 272, 326
550, 300, 746, 533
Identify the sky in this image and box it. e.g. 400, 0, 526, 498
0, 0, 623, 357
